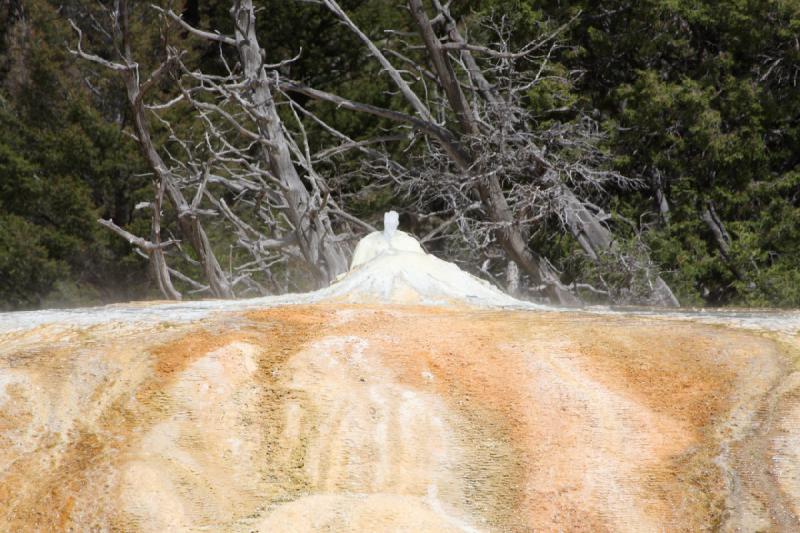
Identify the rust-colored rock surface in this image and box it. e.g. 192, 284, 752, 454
1, 304, 799, 531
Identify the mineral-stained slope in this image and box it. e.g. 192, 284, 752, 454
1, 303, 799, 532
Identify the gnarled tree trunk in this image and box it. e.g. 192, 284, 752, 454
230, 0, 349, 286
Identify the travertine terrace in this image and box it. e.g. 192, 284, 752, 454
1, 230, 799, 531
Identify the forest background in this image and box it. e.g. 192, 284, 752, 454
1, 0, 798, 310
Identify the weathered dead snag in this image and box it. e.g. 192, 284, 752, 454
309, 0, 678, 305
71, 0, 680, 306
70, 3, 232, 298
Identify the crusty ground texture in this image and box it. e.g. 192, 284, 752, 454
1, 304, 799, 532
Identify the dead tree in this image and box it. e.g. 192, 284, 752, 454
227, 0, 349, 284
298, 0, 679, 306
69, 1, 232, 298
699, 198, 759, 287
158, 0, 352, 288
156, 0, 570, 300
71, 0, 356, 297
72, 0, 680, 306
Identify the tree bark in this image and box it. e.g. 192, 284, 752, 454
124, 74, 233, 298
408, 0, 678, 307
230, 0, 349, 286
150, 177, 182, 300
406, 0, 580, 305
119, 0, 233, 299
506, 259, 520, 297
561, 187, 679, 306
701, 200, 745, 281
97, 217, 182, 299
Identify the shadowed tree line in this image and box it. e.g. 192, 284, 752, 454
1, 0, 798, 309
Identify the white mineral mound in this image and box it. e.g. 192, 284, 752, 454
0, 213, 528, 333
6, 212, 800, 335
321, 211, 524, 306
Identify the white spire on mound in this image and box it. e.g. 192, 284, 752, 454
383, 210, 399, 240
349, 211, 424, 271
324, 211, 526, 306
